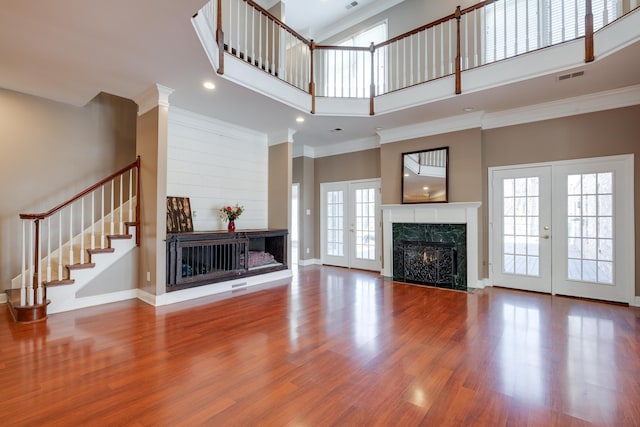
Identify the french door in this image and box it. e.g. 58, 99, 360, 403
321, 179, 381, 271
490, 155, 634, 303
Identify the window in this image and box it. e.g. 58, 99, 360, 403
324, 21, 387, 98
485, 0, 620, 63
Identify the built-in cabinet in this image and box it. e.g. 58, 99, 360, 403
166, 229, 288, 291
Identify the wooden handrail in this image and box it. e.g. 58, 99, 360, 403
314, 45, 371, 52
20, 157, 141, 221
243, 0, 310, 46
375, 12, 458, 49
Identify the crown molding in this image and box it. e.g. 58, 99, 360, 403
134, 84, 174, 116
482, 84, 640, 129
293, 144, 315, 158
268, 128, 296, 145
312, 136, 380, 158
378, 111, 484, 144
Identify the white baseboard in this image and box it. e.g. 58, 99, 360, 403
632, 296, 640, 307
139, 269, 293, 307
469, 278, 491, 289
297, 258, 321, 266
48, 288, 138, 314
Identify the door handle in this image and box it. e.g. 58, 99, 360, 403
541, 234, 550, 239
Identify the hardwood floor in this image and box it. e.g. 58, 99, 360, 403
1, 266, 639, 426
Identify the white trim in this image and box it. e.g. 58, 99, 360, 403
378, 112, 484, 144
134, 84, 174, 116
633, 296, 640, 307
137, 269, 293, 307
470, 278, 490, 289
482, 84, 640, 130
293, 144, 315, 158
313, 136, 380, 158
297, 258, 321, 266
0, 293, 7, 304
268, 128, 296, 145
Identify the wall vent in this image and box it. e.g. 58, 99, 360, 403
558, 70, 585, 81
345, 1, 359, 10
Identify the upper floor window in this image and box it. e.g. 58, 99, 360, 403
485, 0, 620, 63
324, 21, 387, 98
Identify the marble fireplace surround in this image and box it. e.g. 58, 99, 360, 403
381, 202, 481, 288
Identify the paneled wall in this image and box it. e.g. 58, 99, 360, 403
167, 108, 269, 232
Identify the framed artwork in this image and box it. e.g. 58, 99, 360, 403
401, 146, 449, 203
166, 196, 194, 233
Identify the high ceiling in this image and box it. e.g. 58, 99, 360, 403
1, 0, 638, 151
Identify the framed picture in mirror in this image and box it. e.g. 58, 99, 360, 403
401, 147, 449, 203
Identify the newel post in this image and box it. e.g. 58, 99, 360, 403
585, 0, 594, 62
135, 156, 141, 246
309, 40, 316, 114
217, 0, 225, 74
369, 42, 376, 116
455, 5, 462, 94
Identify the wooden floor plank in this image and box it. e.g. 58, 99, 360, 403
1, 265, 639, 426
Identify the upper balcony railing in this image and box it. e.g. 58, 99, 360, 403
200, 0, 637, 115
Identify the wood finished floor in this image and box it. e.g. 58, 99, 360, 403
1, 266, 639, 426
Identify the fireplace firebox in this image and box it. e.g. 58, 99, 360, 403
398, 241, 457, 287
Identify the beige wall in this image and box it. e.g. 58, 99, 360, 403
136, 106, 169, 296
482, 105, 640, 296
313, 148, 381, 256
380, 128, 483, 204
0, 89, 137, 289
293, 156, 316, 261
268, 142, 292, 230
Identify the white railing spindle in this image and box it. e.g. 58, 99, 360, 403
47, 217, 51, 283
69, 205, 74, 266
110, 179, 115, 235
119, 175, 123, 234
28, 221, 34, 305
80, 197, 85, 264
129, 169, 133, 223
101, 185, 105, 248
58, 213, 63, 280
91, 191, 96, 250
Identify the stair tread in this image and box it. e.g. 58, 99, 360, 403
107, 234, 133, 240
44, 279, 75, 287
88, 248, 116, 254
67, 263, 96, 270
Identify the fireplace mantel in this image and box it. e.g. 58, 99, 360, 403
381, 202, 481, 287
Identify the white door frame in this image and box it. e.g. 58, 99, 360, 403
489, 154, 635, 303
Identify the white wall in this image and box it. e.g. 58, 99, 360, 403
167, 107, 269, 231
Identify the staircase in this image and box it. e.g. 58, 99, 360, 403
6, 158, 140, 323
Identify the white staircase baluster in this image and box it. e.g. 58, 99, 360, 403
119, 174, 123, 234
91, 191, 95, 250
80, 198, 85, 264
129, 169, 133, 223
440, 24, 444, 77
58, 213, 63, 280
431, 27, 436, 78
410, 36, 414, 86
417, 32, 421, 83
449, 19, 453, 74
236, 0, 240, 57
111, 179, 115, 235
101, 186, 105, 248
47, 217, 51, 283
244, 0, 247, 62
271, 21, 275, 75
21, 221, 26, 305
69, 205, 74, 266
251, 7, 255, 67
603, 0, 609, 25
36, 220, 41, 304
258, 13, 262, 69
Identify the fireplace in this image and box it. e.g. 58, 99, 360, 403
393, 223, 466, 290
398, 241, 457, 287
381, 202, 481, 289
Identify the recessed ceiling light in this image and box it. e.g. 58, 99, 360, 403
404, 173, 409, 177
463, 107, 474, 112
296, 117, 305, 123
423, 186, 429, 190
375, 126, 384, 131
203, 81, 215, 90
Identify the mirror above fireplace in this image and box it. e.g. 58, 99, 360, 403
402, 147, 449, 203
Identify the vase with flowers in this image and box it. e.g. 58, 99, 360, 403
220, 204, 244, 232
